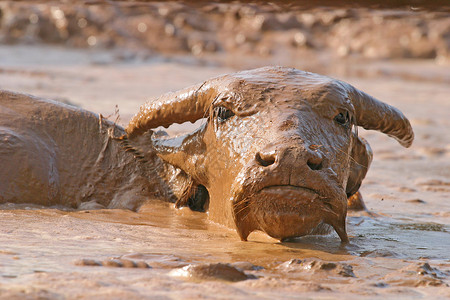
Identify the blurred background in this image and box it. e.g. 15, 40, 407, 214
0, 0, 448, 125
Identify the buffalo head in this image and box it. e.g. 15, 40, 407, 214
125, 67, 414, 242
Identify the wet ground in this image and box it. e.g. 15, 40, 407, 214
0, 1, 450, 298
0, 44, 449, 299
0, 200, 448, 299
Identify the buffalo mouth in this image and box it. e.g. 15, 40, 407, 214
258, 185, 319, 199
233, 184, 348, 243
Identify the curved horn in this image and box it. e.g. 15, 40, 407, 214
345, 84, 414, 148
125, 80, 219, 138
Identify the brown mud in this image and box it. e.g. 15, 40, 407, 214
0, 1, 450, 299
0, 1, 449, 62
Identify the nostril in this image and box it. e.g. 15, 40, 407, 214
255, 152, 276, 167
307, 156, 323, 171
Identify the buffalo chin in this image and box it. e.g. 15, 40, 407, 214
233, 186, 348, 242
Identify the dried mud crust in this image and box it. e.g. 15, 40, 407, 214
0, 1, 449, 62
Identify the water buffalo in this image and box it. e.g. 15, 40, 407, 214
0, 67, 414, 242
125, 66, 414, 242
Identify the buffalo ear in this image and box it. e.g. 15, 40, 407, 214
151, 124, 209, 185
120, 125, 210, 209
119, 124, 208, 183
346, 135, 373, 198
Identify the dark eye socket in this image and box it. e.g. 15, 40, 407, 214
215, 106, 235, 122
334, 111, 350, 126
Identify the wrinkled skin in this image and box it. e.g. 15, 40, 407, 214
126, 67, 413, 242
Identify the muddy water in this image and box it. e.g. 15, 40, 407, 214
0, 46, 449, 299
0, 200, 449, 298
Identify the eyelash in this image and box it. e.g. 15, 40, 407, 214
215, 106, 235, 122
334, 111, 350, 127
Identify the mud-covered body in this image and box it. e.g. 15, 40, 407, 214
0, 67, 413, 242
0, 91, 181, 210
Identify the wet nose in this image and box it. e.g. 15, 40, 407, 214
306, 149, 323, 170
255, 150, 276, 167
255, 145, 324, 170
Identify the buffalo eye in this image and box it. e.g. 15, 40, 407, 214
334, 111, 350, 127
215, 106, 235, 122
